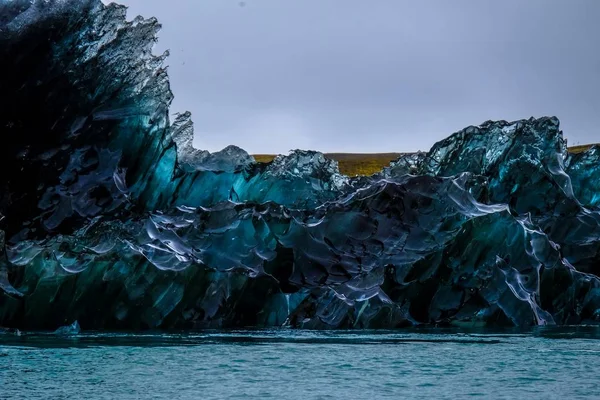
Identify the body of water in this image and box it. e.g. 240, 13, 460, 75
2, 327, 600, 399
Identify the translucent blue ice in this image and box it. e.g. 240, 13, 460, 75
0, 0, 599, 330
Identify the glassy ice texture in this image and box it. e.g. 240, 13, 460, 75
0, 0, 599, 330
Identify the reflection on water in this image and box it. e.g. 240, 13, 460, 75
3, 325, 600, 347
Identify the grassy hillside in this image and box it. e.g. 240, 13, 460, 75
254, 144, 597, 176
568, 144, 597, 154
254, 153, 403, 176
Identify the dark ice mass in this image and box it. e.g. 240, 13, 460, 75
1, 0, 599, 331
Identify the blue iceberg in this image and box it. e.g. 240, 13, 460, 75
0, 0, 599, 330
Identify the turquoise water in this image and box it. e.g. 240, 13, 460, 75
2, 328, 600, 399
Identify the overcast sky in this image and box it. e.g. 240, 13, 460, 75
106, 0, 600, 154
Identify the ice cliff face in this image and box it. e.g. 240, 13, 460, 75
0, 0, 599, 330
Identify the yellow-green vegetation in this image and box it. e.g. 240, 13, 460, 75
253, 154, 279, 164
568, 144, 597, 154
324, 153, 403, 176
253, 153, 403, 176
253, 144, 597, 176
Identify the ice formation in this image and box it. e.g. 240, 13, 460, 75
0, 0, 599, 330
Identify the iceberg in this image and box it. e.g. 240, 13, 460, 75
0, 0, 599, 330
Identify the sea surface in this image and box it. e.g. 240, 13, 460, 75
2, 327, 600, 399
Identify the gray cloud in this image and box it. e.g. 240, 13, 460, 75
108, 0, 600, 154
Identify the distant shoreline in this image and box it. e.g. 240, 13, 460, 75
253, 143, 597, 176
